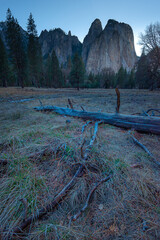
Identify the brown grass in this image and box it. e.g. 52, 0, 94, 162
0, 87, 160, 239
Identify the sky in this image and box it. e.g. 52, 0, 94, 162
1, 0, 160, 56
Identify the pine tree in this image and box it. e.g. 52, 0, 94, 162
128, 70, 135, 88
70, 53, 85, 90
0, 36, 9, 87
51, 50, 63, 88
27, 13, 43, 87
45, 55, 52, 87
45, 51, 63, 88
116, 67, 128, 88
6, 8, 27, 88
136, 51, 150, 89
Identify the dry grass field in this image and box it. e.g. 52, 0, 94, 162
0, 87, 160, 239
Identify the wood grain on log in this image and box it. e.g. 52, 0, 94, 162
34, 106, 160, 135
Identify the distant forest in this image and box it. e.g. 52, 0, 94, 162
0, 9, 160, 90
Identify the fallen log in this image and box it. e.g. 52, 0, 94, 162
34, 106, 160, 135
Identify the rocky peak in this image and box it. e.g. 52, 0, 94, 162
82, 19, 102, 64
39, 28, 82, 65
82, 18, 137, 74
87, 18, 102, 39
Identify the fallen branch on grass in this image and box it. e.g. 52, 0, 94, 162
82, 121, 92, 133
129, 131, 160, 167
146, 109, 160, 114
9, 164, 84, 237
9, 121, 101, 237
145, 109, 160, 117
71, 174, 112, 222
34, 106, 160, 135
80, 106, 85, 112
68, 98, 74, 109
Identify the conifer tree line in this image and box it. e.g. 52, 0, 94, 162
0, 9, 159, 89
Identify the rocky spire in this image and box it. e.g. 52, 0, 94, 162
83, 19, 137, 74
82, 19, 103, 64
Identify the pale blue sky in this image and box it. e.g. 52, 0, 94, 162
1, 0, 160, 55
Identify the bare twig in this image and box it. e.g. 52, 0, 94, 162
81, 121, 92, 133
68, 99, 74, 109
39, 99, 43, 107
83, 121, 101, 160
71, 174, 112, 222
129, 131, 160, 167
142, 111, 150, 117
146, 109, 160, 114
80, 106, 85, 112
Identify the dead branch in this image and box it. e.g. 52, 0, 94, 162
34, 106, 160, 135
80, 106, 85, 112
80, 139, 86, 158
39, 99, 43, 107
129, 131, 160, 167
146, 109, 160, 117
68, 98, 74, 109
115, 87, 120, 113
9, 122, 100, 237
71, 174, 112, 222
82, 121, 92, 133
146, 109, 160, 114
10, 164, 84, 237
19, 198, 28, 222
83, 121, 101, 161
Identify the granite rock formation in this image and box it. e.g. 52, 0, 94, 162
82, 19, 137, 74
0, 19, 137, 73
39, 28, 82, 66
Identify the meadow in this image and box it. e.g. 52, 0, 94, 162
0, 87, 160, 239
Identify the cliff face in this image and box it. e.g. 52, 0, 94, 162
82, 19, 102, 65
82, 19, 137, 74
0, 19, 137, 73
39, 29, 82, 66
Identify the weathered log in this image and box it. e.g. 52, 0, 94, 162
34, 106, 160, 135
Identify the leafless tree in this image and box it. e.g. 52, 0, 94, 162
139, 22, 160, 89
